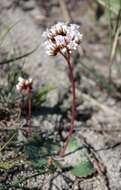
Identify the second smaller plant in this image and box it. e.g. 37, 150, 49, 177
16, 76, 33, 136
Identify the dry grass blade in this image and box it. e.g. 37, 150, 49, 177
0, 20, 22, 45
0, 132, 16, 152
0, 44, 40, 65
95, 0, 119, 15
110, 24, 121, 62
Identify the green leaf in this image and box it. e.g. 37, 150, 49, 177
32, 159, 48, 170
25, 135, 60, 171
34, 85, 55, 106
68, 136, 80, 152
71, 159, 96, 177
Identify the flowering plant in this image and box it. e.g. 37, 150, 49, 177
43, 22, 83, 157
16, 76, 33, 135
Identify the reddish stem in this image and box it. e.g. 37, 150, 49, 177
59, 51, 76, 157
28, 87, 32, 136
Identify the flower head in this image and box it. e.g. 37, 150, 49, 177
43, 22, 83, 56
16, 76, 32, 92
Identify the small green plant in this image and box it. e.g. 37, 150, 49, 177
25, 134, 60, 171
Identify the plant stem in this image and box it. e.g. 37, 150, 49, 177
28, 87, 32, 136
59, 51, 76, 157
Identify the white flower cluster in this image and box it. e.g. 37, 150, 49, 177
43, 22, 83, 56
16, 76, 32, 92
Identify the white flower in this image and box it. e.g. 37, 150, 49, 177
48, 22, 68, 39
66, 26, 83, 45
43, 22, 83, 56
46, 42, 59, 56
16, 76, 32, 92
25, 78, 33, 86
67, 41, 78, 50
54, 35, 67, 49
69, 24, 80, 30
16, 84, 21, 91
61, 47, 67, 54
18, 76, 25, 83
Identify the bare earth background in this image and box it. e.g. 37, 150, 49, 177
0, 0, 121, 190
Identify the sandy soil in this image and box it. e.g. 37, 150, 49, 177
0, 0, 121, 190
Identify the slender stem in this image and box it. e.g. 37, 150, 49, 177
59, 51, 76, 157
28, 87, 32, 136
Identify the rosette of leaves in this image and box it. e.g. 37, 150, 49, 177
25, 135, 60, 172
25, 134, 96, 177
61, 136, 96, 177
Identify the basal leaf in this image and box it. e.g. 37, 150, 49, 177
25, 135, 60, 171
68, 136, 80, 152
71, 159, 96, 177
32, 159, 48, 170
